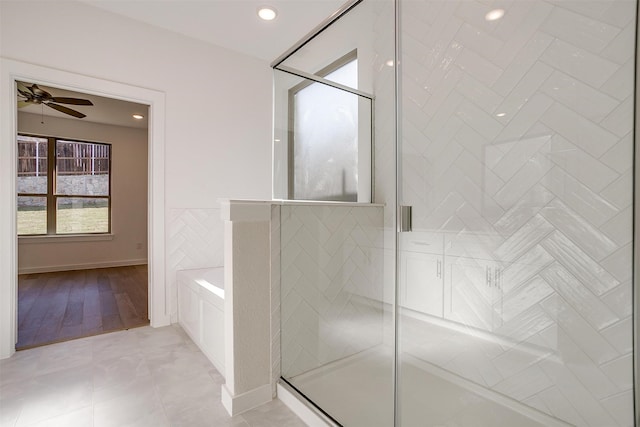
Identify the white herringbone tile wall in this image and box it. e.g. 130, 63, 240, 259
167, 209, 224, 316
398, 0, 635, 425
280, 204, 384, 378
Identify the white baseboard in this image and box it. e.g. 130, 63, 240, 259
18, 259, 147, 275
221, 383, 272, 416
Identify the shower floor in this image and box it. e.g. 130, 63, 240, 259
291, 347, 551, 427
288, 313, 572, 427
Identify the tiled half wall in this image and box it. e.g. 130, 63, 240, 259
279, 203, 385, 378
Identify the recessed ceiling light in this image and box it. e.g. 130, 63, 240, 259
258, 6, 277, 21
133, 114, 144, 120
496, 112, 506, 117
485, 9, 505, 21
385, 60, 394, 67
484, 9, 504, 21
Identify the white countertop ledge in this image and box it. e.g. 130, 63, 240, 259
219, 199, 385, 221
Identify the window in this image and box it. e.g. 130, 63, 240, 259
289, 51, 366, 202
17, 134, 111, 236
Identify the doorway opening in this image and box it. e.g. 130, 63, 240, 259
15, 82, 150, 349
0, 59, 169, 360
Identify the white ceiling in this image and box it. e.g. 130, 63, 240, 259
80, 0, 349, 62
16, 0, 347, 128
17, 82, 149, 129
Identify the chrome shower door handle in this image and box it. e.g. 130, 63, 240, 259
399, 205, 412, 232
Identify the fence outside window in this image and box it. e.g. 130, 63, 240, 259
17, 134, 111, 235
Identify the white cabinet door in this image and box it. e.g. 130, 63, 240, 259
400, 251, 444, 317
178, 281, 200, 341
444, 256, 503, 332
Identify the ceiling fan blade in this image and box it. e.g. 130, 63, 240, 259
17, 81, 30, 93
30, 84, 52, 99
45, 102, 86, 118
17, 83, 33, 99
17, 101, 32, 108
50, 97, 93, 106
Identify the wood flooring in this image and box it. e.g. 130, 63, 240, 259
17, 265, 149, 350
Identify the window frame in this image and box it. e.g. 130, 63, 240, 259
17, 133, 112, 236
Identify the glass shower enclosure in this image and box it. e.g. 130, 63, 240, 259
274, 0, 637, 425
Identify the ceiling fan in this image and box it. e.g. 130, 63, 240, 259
17, 82, 93, 119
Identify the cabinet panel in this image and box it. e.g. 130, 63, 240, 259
202, 299, 225, 372
401, 251, 444, 317
178, 282, 200, 340
445, 256, 503, 332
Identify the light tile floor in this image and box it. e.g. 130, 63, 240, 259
0, 325, 307, 427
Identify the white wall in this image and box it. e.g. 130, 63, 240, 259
17, 112, 148, 273
1, 0, 272, 204
1, 1, 272, 321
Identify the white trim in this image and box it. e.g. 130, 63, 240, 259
0, 58, 169, 359
221, 383, 273, 416
220, 199, 272, 222
275, 65, 374, 99
219, 199, 385, 221
273, 199, 384, 207
0, 60, 18, 360
18, 259, 147, 275
19, 234, 115, 244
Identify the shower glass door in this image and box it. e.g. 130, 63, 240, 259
274, 2, 396, 425
397, 0, 636, 425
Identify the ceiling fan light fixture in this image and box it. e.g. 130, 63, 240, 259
16, 82, 92, 119
257, 6, 277, 21
133, 114, 144, 120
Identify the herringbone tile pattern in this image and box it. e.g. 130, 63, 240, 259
398, 0, 635, 425
280, 205, 384, 378
167, 209, 224, 316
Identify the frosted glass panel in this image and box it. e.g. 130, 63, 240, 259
272, 68, 372, 202
293, 78, 359, 201
324, 59, 357, 87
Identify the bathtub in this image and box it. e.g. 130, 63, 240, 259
177, 267, 225, 375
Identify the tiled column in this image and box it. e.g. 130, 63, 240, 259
220, 200, 273, 416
